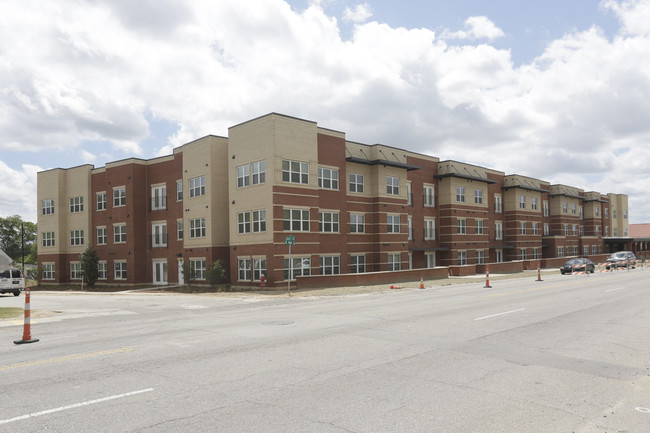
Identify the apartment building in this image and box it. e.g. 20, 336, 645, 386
37, 113, 630, 288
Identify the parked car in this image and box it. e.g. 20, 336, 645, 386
0, 268, 25, 296
606, 251, 636, 269
560, 258, 595, 274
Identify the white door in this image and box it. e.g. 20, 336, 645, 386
178, 259, 184, 285
153, 260, 168, 285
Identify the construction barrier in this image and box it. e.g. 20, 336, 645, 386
484, 265, 492, 288
14, 288, 39, 345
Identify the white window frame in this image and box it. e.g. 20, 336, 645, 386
387, 253, 401, 271
457, 251, 467, 265
70, 229, 84, 246
238, 211, 251, 234
475, 219, 484, 235
456, 187, 465, 202
189, 218, 206, 238
474, 189, 483, 204
318, 167, 339, 190
494, 195, 502, 213
152, 222, 167, 247
387, 214, 400, 233
424, 218, 436, 240
114, 261, 127, 280
114, 224, 127, 244
284, 257, 311, 280
176, 180, 183, 201
386, 176, 399, 195
253, 257, 266, 281
282, 160, 309, 185
495, 222, 503, 240
424, 185, 435, 207
457, 218, 466, 234
252, 210, 266, 233
113, 187, 126, 207
320, 256, 340, 275
283, 209, 310, 232
190, 259, 206, 280
42, 231, 55, 248
319, 211, 339, 233
42, 199, 55, 215
96, 192, 106, 211
520, 221, 526, 235
237, 164, 250, 188
98, 261, 107, 280
70, 196, 84, 213
350, 213, 365, 234
238, 258, 252, 281
519, 196, 525, 209
476, 250, 485, 265
151, 185, 166, 210
252, 161, 266, 185
350, 254, 365, 273
96, 227, 106, 245
42, 263, 55, 280
349, 173, 364, 193
70, 262, 82, 280
531, 197, 538, 210
189, 176, 206, 198
177, 220, 183, 240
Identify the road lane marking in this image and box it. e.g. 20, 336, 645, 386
474, 308, 526, 321
0, 388, 154, 425
0, 347, 134, 371
606, 287, 626, 292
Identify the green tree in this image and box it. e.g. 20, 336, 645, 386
181, 259, 194, 284
80, 247, 99, 287
206, 259, 226, 289
0, 215, 37, 264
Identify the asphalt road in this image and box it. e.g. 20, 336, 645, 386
1, 269, 649, 432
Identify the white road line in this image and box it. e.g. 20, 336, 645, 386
0, 388, 154, 425
606, 287, 626, 292
474, 308, 526, 321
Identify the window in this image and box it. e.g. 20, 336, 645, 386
190, 259, 206, 280
151, 185, 166, 210
457, 218, 466, 234
96, 192, 106, 211
595, 206, 600, 217
520, 222, 526, 235
520, 249, 527, 260
531, 198, 538, 210
388, 253, 401, 271
519, 196, 525, 209
457, 251, 467, 265
572, 224, 577, 236
42, 199, 55, 215
572, 203, 576, 214
177, 220, 183, 240
605, 208, 609, 218
580, 226, 584, 236
605, 226, 609, 237
476, 250, 485, 265
283, 209, 310, 231
532, 222, 539, 235
624, 210, 628, 219
318, 168, 339, 190
350, 214, 365, 233
408, 216, 413, 240
495, 222, 503, 240
456, 187, 465, 202
282, 160, 309, 184
562, 202, 568, 213
252, 161, 266, 185
70, 196, 84, 213
237, 164, 250, 188
583, 246, 589, 256
238, 258, 251, 281
98, 262, 107, 280
573, 246, 578, 256
284, 257, 310, 280
319, 211, 339, 233
238, 212, 251, 234
386, 176, 399, 195
114, 224, 127, 243
387, 215, 400, 233
613, 209, 617, 218
475, 219, 484, 235
563, 224, 569, 236
70, 230, 84, 246
42, 263, 55, 280
252, 210, 266, 233
114, 261, 127, 280
624, 228, 628, 236
613, 227, 618, 236
320, 256, 340, 275
176, 180, 183, 201
424, 185, 435, 207
494, 195, 503, 213
189, 218, 206, 238
595, 226, 600, 236
543, 201, 549, 217
495, 249, 503, 263
407, 182, 412, 205
96, 227, 106, 245
533, 248, 539, 260
558, 247, 564, 258
350, 255, 365, 273
425, 252, 436, 268
152, 223, 167, 247
579, 207, 584, 220
349, 174, 364, 193
592, 245, 599, 254
189, 176, 205, 198
424, 218, 436, 240
544, 224, 550, 236
474, 189, 483, 204
42, 232, 55, 247
253, 258, 266, 280
70, 262, 81, 280
113, 187, 126, 207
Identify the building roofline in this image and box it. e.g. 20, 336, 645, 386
229, 112, 317, 130
37, 164, 95, 175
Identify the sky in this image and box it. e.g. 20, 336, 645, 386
1, 0, 650, 225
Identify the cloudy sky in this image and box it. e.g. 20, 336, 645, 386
1, 0, 649, 224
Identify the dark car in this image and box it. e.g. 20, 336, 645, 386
605, 251, 636, 269
560, 258, 595, 274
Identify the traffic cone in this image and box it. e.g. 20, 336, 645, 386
14, 288, 39, 345
420, 277, 425, 289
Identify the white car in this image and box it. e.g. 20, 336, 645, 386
0, 268, 25, 296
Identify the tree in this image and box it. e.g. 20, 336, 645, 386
80, 247, 99, 287
0, 215, 37, 264
206, 259, 226, 289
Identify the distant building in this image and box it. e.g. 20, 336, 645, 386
37, 113, 631, 287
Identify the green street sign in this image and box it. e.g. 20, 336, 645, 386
285, 236, 295, 245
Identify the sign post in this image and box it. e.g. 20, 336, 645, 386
285, 236, 295, 295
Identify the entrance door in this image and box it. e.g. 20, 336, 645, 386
153, 260, 168, 285
177, 259, 184, 285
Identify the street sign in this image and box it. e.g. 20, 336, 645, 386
285, 236, 295, 245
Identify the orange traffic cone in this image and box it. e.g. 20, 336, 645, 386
420, 277, 425, 289
14, 288, 39, 345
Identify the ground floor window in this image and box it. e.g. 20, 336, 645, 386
495, 249, 503, 263
320, 256, 340, 275
253, 258, 266, 281
238, 258, 251, 281
558, 247, 564, 258
532, 248, 539, 260
42, 263, 55, 280
425, 252, 436, 268
98, 261, 107, 280
284, 257, 310, 280
476, 250, 485, 264
350, 254, 365, 273
520, 249, 527, 260
70, 262, 81, 280
592, 245, 599, 255
190, 259, 206, 280
114, 261, 127, 280
388, 253, 401, 271
457, 251, 467, 265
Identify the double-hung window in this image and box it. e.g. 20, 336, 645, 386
238, 258, 251, 281
283, 209, 310, 231
70, 196, 84, 213
387, 215, 400, 233
113, 187, 126, 207
284, 257, 310, 280
456, 187, 465, 202
282, 160, 309, 184
237, 164, 250, 188
320, 256, 340, 275
252, 161, 266, 185
96, 192, 106, 211
388, 253, 401, 271
151, 185, 166, 210
319, 211, 339, 233
70, 230, 84, 246
386, 176, 399, 195
457, 251, 467, 265
318, 168, 339, 190
350, 214, 365, 233
475, 219, 484, 235
350, 255, 365, 273
474, 189, 483, 204
424, 218, 436, 240
189, 176, 205, 198
42, 232, 55, 247
70, 262, 81, 280
189, 218, 206, 238
238, 212, 251, 234
349, 174, 364, 193
114, 261, 127, 280
176, 180, 183, 201
252, 210, 266, 232
531, 198, 538, 210
423, 185, 435, 207
520, 222, 526, 235
519, 196, 525, 209
42, 199, 55, 215
495, 222, 503, 240
253, 258, 266, 280
457, 218, 466, 234
114, 224, 127, 243
96, 227, 107, 245
190, 259, 206, 280
494, 195, 502, 213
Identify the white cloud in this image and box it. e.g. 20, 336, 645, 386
343, 3, 373, 23
0, 162, 40, 223
441, 16, 505, 41
1, 0, 650, 223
